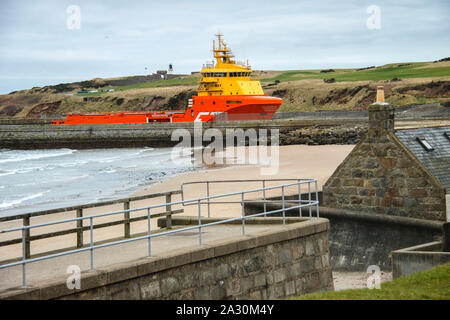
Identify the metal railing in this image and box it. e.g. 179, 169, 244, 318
0, 190, 182, 258
181, 179, 319, 218
0, 179, 319, 288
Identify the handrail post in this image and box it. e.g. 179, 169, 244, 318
282, 186, 285, 226
241, 192, 245, 236
198, 199, 202, 245
90, 217, 94, 271
147, 208, 151, 257
21, 228, 26, 288
206, 182, 211, 218
308, 181, 312, 220
124, 201, 130, 238
297, 179, 302, 217
315, 180, 320, 218
263, 180, 267, 216
76, 208, 83, 248
166, 193, 172, 229
22, 216, 30, 259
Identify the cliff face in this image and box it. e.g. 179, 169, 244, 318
0, 86, 198, 119
264, 80, 450, 113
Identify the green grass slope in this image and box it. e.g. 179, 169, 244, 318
115, 76, 200, 91
262, 62, 450, 83
293, 263, 450, 300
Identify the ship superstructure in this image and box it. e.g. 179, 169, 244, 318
52, 34, 282, 125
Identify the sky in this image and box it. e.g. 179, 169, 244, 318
0, 0, 449, 94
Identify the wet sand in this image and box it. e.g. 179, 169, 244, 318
133, 144, 355, 217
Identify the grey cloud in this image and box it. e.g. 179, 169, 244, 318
0, 0, 448, 93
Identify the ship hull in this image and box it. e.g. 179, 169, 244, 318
51, 94, 282, 125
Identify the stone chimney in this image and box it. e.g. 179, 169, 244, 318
376, 85, 385, 102
368, 86, 394, 137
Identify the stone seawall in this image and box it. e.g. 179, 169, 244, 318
0, 119, 367, 149
243, 202, 443, 272
391, 241, 450, 279
0, 218, 333, 300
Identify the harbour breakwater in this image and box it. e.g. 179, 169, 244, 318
0, 119, 369, 149
0, 115, 447, 149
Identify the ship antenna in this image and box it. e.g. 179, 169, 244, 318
216, 32, 223, 50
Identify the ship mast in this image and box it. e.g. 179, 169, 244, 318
213, 33, 234, 64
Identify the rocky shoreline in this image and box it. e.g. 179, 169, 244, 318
279, 125, 367, 145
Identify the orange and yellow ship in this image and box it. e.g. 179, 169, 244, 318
51, 34, 282, 125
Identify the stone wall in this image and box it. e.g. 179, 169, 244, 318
0, 119, 367, 149
323, 103, 447, 221
278, 125, 366, 145
0, 218, 333, 300
391, 241, 450, 279
243, 202, 443, 271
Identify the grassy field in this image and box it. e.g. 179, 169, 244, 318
293, 263, 450, 300
74, 61, 450, 96
115, 76, 200, 91
74, 61, 450, 97
1, 59, 448, 117
262, 61, 450, 83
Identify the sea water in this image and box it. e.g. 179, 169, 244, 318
0, 147, 196, 217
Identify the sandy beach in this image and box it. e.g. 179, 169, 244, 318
134, 144, 355, 217
1, 144, 367, 291
0, 144, 355, 260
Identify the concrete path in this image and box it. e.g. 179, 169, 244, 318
0, 224, 275, 291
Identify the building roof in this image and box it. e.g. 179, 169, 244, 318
395, 126, 450, 190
